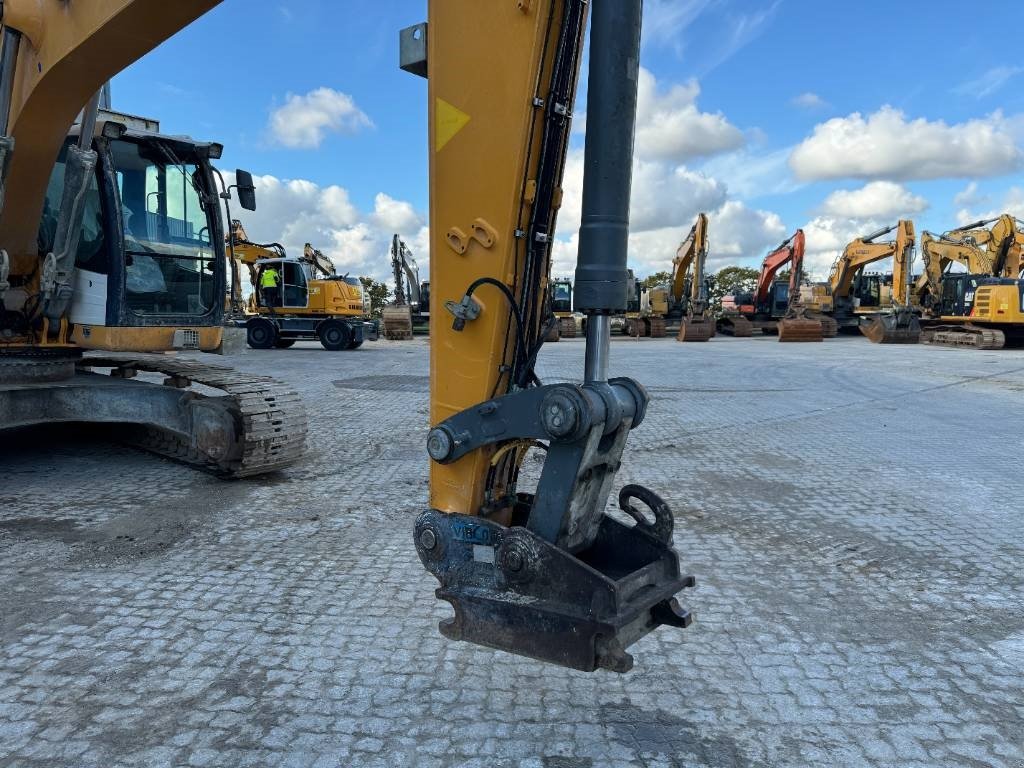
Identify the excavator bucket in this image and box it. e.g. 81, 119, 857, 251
382, 304, 414, 340
861, 312, 922, 344
677, 317, 714, 342
716, 315, 753, 337
778, 317, 824, 342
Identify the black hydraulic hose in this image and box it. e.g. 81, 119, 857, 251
463, 277, 534, 388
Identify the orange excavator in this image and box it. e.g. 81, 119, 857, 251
718, 230, 825, 340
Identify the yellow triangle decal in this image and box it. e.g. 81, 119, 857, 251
436, 98, 471, 152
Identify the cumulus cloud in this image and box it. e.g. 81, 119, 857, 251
789, 106, 1022, 181
796, 216, 923, 281
819, 181, 928, 220
268, 88, 372, 149
791, 92, 828, 110
222, 171, 426, 283
634, 69, 745, 162
954, 186, 1024, 226
953, 181, 985, 208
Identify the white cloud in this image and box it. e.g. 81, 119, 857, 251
954, 186, 1024, 226
791, 92, 828, 110
789, 106, 1022, 181
796, 216, 922, 281
268, 88, 372, 149
634, 69, 745, 162
643, 0, 713, 48
223, 171, 426, 284
953, 66, 1023, 99
819, 181, 928, 220
953, 181, 985, 208
701, 146, 799, 198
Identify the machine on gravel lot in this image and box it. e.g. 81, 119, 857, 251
227, 221, 377, 351
672, 213, 715, 342
913, 222, 1024, 349
381, 233, 429, 340
0, 1, 307, 477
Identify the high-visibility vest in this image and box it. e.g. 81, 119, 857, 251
260, 268, 280, 288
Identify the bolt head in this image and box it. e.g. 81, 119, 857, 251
419, 528, 437, 551
504, 550, 524, 572
426, 428, 453, 461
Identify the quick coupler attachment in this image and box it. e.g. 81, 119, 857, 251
415, 485, 694, 673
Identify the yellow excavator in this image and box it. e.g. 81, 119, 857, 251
226, 220, 375, 350
406, 0, 693, 671
381, 233, 429, 340
825, 220, 922, 343
4, 0, 692, 672
672, 212, 715, 342
914, 224, 1024, 349
0, 0, 307, 477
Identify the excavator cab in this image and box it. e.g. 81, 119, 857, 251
41, 118, 233, 352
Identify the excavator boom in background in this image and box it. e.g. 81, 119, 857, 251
832, 219, 923, 344
0, 0, 307, 477
382, 233, 429, 340
672, 213, 715, 342
407, 0, 693, 671
775, 229, 826, 342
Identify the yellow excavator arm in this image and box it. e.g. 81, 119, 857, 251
947, 214, 1022, 278
412, 0, 693, 672
829, 220, 916, 302
670, 212, 708, 305
916, 231, 993, 308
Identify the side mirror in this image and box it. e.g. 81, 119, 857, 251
235, 169, 256, 212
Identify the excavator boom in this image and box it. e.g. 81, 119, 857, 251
674, 212, 714, 341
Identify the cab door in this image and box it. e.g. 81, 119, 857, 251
281, 261, 309, 309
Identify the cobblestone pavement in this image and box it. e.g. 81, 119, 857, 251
2, 335, 1023, 768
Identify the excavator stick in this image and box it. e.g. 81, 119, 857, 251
861, 311, 922, 344
413, 0, 693, 672
716, 315, 753, 337
777, 317, 824, 342
677, 317, 714, 342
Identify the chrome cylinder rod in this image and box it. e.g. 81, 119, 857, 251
584, 314, 611, 383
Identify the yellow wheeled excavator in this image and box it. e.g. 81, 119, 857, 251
405, 0, 693, 671
672, 212, 715, 342
0, 0, 307, 477
914, 224, 1024, 349
226, 220, 376, 350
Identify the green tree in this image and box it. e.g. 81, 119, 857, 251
708, 266, 759, 312
359, 276, 391, 318
641, 270, 673, 289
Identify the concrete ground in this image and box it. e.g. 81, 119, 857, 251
1, 334, 1023, 768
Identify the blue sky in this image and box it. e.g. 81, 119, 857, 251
113, 0, 1024, 281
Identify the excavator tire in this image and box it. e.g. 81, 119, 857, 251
778, 318, 824, 342
558, 317, 577, 338
647, 316, 666, 338
82, 354, 308, 478
716, 316, 753, 337
382, 305, 414, 340
676, 318, 714, 342
921, 324, 1005, 350
861, 313, 922, 344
